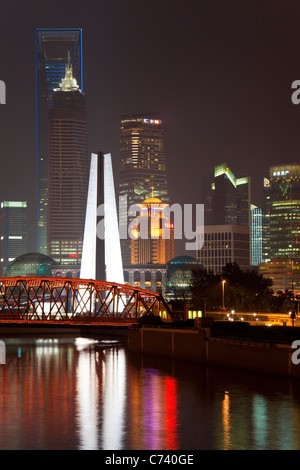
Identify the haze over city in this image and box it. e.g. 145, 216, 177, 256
0, 0, 299, 255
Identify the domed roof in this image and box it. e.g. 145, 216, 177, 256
167, 256, 202, 266
143, 197, 163, 205
5, 252, 58, 277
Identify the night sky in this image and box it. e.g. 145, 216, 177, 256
0, 0, 299, 255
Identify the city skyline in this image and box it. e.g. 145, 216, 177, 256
0, 1, 299, 257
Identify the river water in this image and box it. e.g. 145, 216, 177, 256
1, 332, 300, 451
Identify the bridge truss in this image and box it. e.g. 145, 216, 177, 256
0, 277, 174, 324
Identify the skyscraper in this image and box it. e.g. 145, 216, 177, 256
266, 164, 300, 261
36, 28, 83, 255
196, 224, 250, 274
0, 201, 28, 276
251, 204, 263, 266
119, 113, 169, 265
262, 177, 271, 262
130, 197, 174, 265
206, 163, 251, 226
199, 164, 251, 273
47, 61, 88, 266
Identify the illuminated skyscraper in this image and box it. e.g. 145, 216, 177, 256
207, 163, 251, 226
267, 164, 300, 261
119, 113, 169, 264
251, 204, 263, 266
130, 198, 174, 265
0, 201, 28, 276
47, 61, 88, 265
262, 177, 271, 262
36, 28, 83, 255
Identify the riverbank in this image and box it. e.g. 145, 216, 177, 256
127, 321, 300, 379
0, 322, 128, 339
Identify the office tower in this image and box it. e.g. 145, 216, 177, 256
267, 164, 300, 261
123, 197, 174, 294
130, 198, 174, 265
206, 163, 251, 226
200, 164, 251, 273
251, 204, 263, 266
196, 224, 250, 275
36, 28, 83, 255
47, 61, 88, 266
0, 201, 28, 276
262, 177, 271, 262
259, 257, 300, 295
119, 113, 169, 265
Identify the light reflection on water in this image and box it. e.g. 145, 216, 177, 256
1, 335, 300, 450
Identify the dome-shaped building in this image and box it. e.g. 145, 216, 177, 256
5, 253, 58, 277
166, 255, 202, 301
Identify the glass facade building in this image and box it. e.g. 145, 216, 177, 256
5, 252, 57, 278
36, 28, 83, 255
251, 204, 263, 266
267, 164, 300, 261
0, 201, 28, 276
262, 177, 271, 262
206, 164, 251, 227
119, 113, 169, 265
166, 256, 202, 301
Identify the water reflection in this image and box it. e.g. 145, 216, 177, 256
76, 346, 99, 450
101, 347, 126, 450
1, 335, 300, 449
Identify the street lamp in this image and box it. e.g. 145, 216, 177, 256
221, 280, 226, 310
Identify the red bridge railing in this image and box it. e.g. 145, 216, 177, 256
0, 277, 174, 322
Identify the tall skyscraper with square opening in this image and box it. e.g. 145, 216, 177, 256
119, 113, 169, 265
36, 28, 83, 255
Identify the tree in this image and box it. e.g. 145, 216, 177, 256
190, 263, 275, 313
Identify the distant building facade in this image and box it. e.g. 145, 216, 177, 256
251, 204, 263, 266
205, 163, 251, 227
262, 177, 271, 262
259, 256, 300, 295
200, 163, 251, 273
0, 201, 28, 276
123, 265, 167, 296
196, 224, 250, 275
265, 164, 300, 261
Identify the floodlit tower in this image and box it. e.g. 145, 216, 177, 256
119, 113, 169, 264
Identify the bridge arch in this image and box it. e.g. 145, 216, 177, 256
0, 276, 174, 324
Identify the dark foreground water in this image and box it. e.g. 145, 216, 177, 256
1, 333, 300, 450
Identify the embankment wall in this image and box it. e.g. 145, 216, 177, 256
127, 327, 300, 379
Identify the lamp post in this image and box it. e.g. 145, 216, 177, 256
221, 280, 226, 310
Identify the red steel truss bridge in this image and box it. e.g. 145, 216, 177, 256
0, 277, 174, 326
